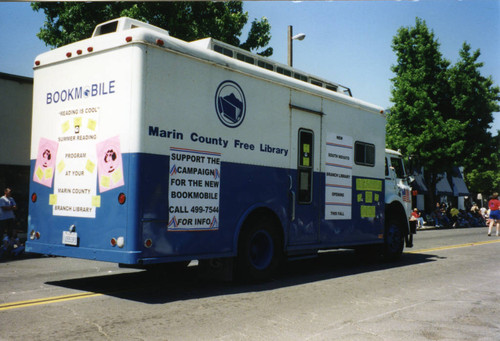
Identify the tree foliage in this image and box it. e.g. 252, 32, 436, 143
387, 18, 499, 199
387, 18, 466, 200
448, 43, 500, 194
31, 2, 273, 56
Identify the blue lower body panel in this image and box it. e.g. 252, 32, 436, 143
27, 153, 384, 264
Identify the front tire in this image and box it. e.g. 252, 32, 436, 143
383, 218, 404, 260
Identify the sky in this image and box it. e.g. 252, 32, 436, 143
1, 0, 499, 132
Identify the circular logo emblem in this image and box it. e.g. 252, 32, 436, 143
215, 80, 246, 128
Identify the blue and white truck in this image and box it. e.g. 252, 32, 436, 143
27, 17, 414, 280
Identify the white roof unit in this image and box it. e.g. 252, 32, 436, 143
92, 17, 169, 37
190, 37, 353, 97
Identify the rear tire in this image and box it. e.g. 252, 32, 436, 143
236, 215, 283, 281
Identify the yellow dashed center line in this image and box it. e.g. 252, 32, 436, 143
0, 292, 103, 312
407, 239, 500, 254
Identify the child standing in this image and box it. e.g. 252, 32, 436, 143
487, 192, 500, 236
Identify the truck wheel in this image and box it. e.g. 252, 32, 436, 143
383, 219, 404, 260
237, 216, 283, 281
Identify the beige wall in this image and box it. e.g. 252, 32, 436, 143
0, 73, 33, 166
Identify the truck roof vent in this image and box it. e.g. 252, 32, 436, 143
92, 17, 169, 38
94, 21, 118, 36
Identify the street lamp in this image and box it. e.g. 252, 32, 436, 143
287, 25, 306, 67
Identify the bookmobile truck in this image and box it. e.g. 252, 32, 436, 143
27, 18, 414, 280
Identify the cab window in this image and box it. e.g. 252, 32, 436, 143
354, 141, 375, 167
390, 157, 406, 178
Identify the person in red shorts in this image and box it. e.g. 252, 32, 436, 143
487, 192, 500, 236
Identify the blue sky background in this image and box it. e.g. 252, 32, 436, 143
1, 0, 498, 132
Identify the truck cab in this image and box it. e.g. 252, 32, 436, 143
384, 149, 414, 248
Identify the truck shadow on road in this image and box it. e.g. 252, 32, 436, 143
46, 250, 442, 304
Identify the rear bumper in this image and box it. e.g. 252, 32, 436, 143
26, 241, 142, 264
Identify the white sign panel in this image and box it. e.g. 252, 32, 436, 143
51, 109, 100, 218
32, 51, 132, 219
168, 148, 221, 230
325, 133, 353, 220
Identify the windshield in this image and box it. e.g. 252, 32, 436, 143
390, 157, 406, 178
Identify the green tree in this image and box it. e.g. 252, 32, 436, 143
387, 18, 467, 205
31, 2, 273, 56
463, 130, 499, 196
448, 43, 500, 195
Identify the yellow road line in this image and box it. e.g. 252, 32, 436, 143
0, 292, 103, 312
407, 239, 500, 254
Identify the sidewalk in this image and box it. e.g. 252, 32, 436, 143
416, 224, 487, 231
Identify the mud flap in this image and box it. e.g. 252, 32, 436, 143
405, 220, 416, 248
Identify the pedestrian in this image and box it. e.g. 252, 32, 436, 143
449, 206, 460, 228
0, 188, 17, 239
487, 192, 500, 237
480, 206, 487, 220
411, 208, 425, 228
431, 202, 442, 227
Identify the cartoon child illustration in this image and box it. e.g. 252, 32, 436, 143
41, 149, 52, 167
96, 136, 124, 192
33, 138, 58, 188
104, 149, 118, 173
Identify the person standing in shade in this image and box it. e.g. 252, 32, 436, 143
487, 192, 500, 236
0, 188, 17, 239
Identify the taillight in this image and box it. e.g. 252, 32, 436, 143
116, 237, 125, 248
118, 193, 126, 205
31, 193, 37, 203
66, 52, 72, 58
110, 237, 124, 248
156, 39, 164, 46
30, 230, 41, 240
87, 47, 94, 52
125, 36, 133, 43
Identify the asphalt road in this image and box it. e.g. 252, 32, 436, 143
1, 227, 499, 341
